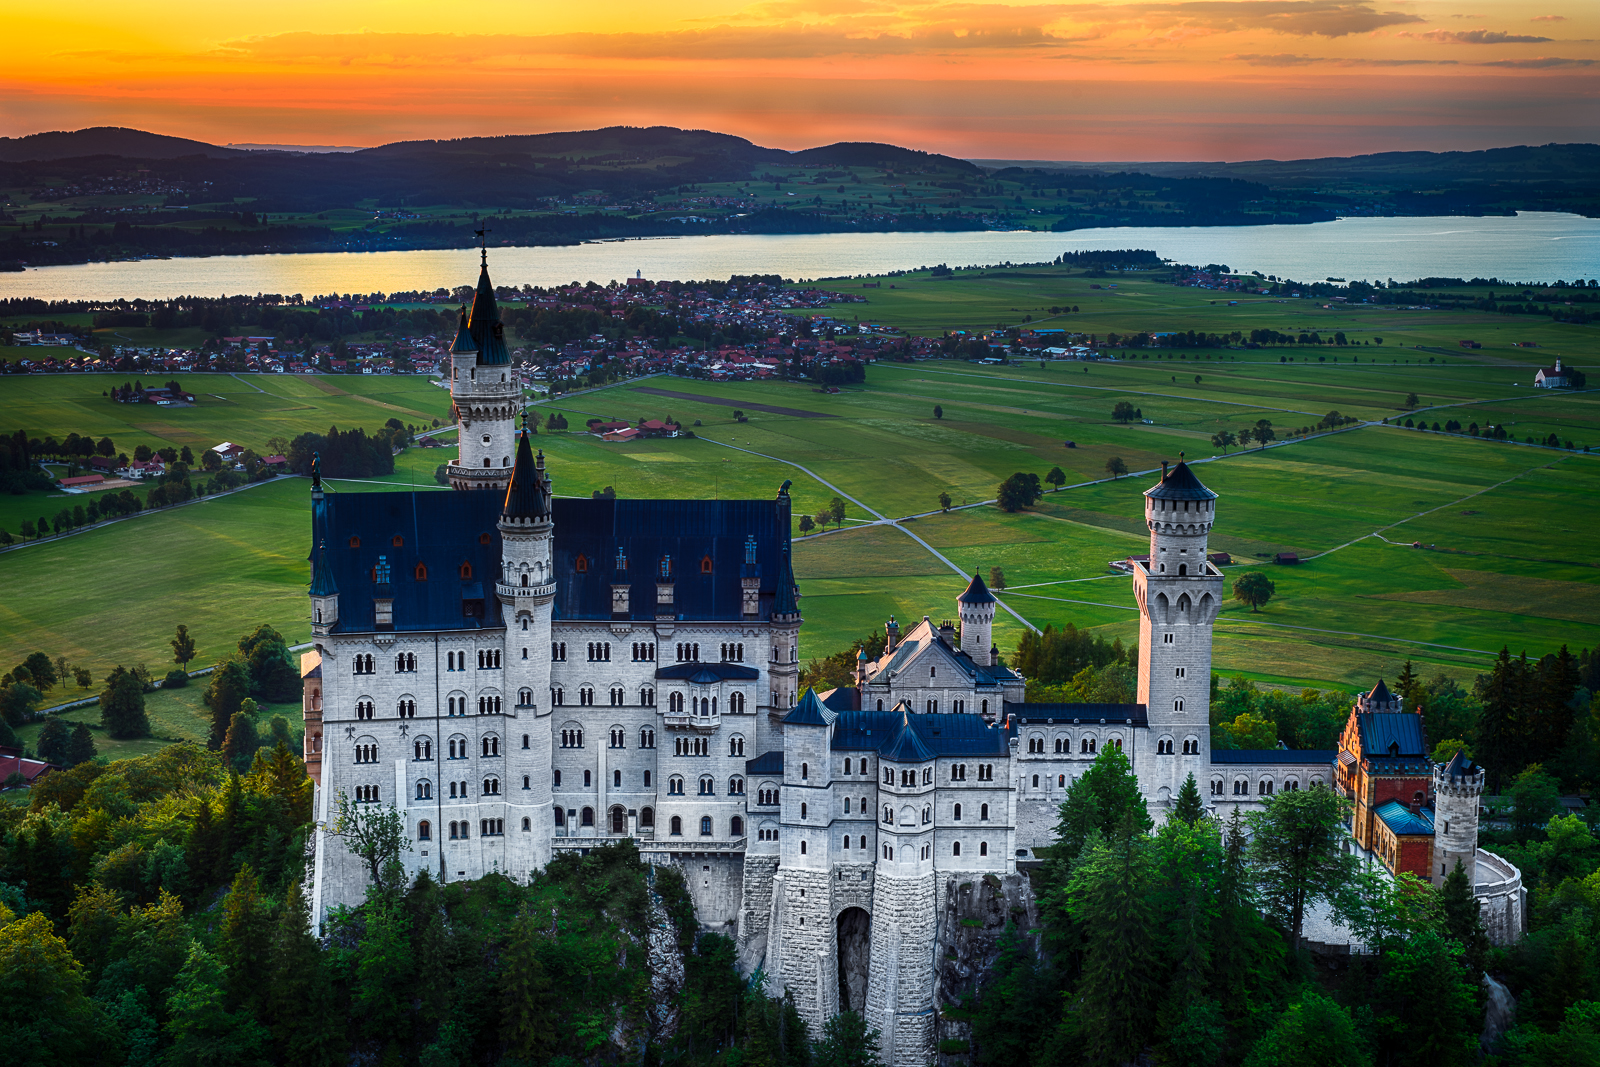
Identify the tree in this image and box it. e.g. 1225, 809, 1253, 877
500, 906, 558, 1062
218, 866, 275, 1015
66, 722, 96, 767
222, 712, 260, 770
1051, 745, 1154, 864
1439, 859, 1490, 977
1172, 772, 1206, 825
36, 717, 71, 764
1112, 401, 1139, 423
171, 624, 196, 672
988, 567, 1006, 591
996, 472, 1042, 512
238, 624, 299, 701
99, 665, 151, 739
264, 881, 341, 1067
0, 911, 113, 1067
329, 789, 412, 891
1252, 419, 1275, 448
798, 514, 816, 535
813, 1010, 881, 1067
1248, 786, 1356, 945
1232, 572, 1276, 612
1368, 931, 1479, 1067
1069, 826, 1162, 1066
1211, 430, 1235, 454
1046, 466, 1066, 491
204, 659, 251, 748
1402, 392, 1418, 410
72, 666, 91, 690
814, 510, 831, 532
1242, 989, 1369, 1067
163, 943, 271, 1067
829, 496, 847, 529
22, 651, 57, 691
1104, 456, 1129, 479
933, 404, 943, 419
937, 491, 952, 512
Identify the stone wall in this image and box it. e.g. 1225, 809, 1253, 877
865, 874, 937, 1067
933, 872, 1040, 1062
738, 854, 780, 973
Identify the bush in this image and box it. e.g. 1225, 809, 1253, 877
163, 669, 190, 688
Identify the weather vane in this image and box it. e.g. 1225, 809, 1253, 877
474, 225, 492, 267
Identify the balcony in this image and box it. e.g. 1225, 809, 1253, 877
497, 580, 554, 601
663, 710, 720, 732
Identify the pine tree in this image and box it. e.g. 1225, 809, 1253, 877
217, 865, 274, 1015
35, 717, 70, 764
162, 943, 271, 1067
1069, 819, 1162, 1066
204, 659, 250, 749
221, 712, 259, 770
1173, 772, 1206, 825
171, 624, 196, 672
971, 925, 1054, 1065
65, 722, 96, 767
1475, 647, 1519, 792
1395, 658, 1424, 716
99, 665, 150, 739
501, 906, 558, 1062
1439, 859, 1489, 978
813, 1010, 881, 1067
265, 881, 341, 1067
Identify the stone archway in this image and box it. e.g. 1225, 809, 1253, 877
836, 906, 871, 1013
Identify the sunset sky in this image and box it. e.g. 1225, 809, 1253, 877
3, 0, 1596, 160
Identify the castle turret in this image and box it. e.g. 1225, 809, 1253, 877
1132, 456, 1223, 810
447, 247, 520, 492
957, 572, 995, 666
768, 482, 801, 714
497, 419, 556, 871
1433, 749, 1484, 886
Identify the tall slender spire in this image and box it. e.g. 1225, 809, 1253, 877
466, 246, 509, 366
771, 480, 799, 618
501, 416, 549, 521
309, 539, 337, 595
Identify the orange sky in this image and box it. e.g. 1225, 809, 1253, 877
3, 0, 1596, 159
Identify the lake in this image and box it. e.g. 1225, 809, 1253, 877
3, 212, 1595, 301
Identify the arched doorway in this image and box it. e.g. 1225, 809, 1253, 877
836, 907, 871, 1013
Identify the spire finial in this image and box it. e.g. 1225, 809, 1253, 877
311, 451, 322, 491
1179, 450, 1185, 462
475, 226, 491, 268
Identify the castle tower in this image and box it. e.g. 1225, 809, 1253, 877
771, 689, 838, 1030
768, 482, 802, 716
497, 420, 556, 873
447, 247, 519, 492
957, 573, 995, 667
1132, 457, 1224, 809
866, 713, 937, 1067
1432, 750, 1484, 886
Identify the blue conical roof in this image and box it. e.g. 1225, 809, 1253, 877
1145, 459, 1216, 502
882, 710, 935, 763
784, 688, 834, 726
309, 539, 337, 596
468, 264, 510, 366
959, 572, 995, 604
448, 307, 477, 355
501, 422, 548, 521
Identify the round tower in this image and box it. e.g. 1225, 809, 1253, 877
448, 247, 520, 492
1133, 455, 1224, 810
957, 573, 996, 667
498, 418, 556, 872
1432, 750, 1484, 886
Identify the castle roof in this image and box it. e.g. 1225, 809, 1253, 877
1367, 677, 1393, 703
448, 308, 477, 355
832, 708, 1011, 758
656, 662, 760, 683
1144, 459, 1216, 502
745, 751, 784, 776
501, 425, 549, 522
866, 617, 1019, 688
311, 487, 792, 632
467, 263, 511, 366
770, 483, 799, 618
308, 539, 337, 597
958, 572, 995, 604
784, 688, 835, 727
1357, 712, 1427, 760
1439, 749, 1481, 783
881, 711, 937, 763
1211, 749, 1338, 766
1375, 799, 1435, 836
1008, 702, 1147, 727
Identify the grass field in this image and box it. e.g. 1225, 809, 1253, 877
3, 275, 1597, 727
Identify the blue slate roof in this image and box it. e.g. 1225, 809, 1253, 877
785, 688, 835, 727
1007, 702, 1147, 726
1358, 713, 1428, 759
746, 751, 784, 776
1211, 749, 1338, 765
1145, 459, 1216, 502
468, 263, 511, 366
872, 631, 1019, 689
311, 488, 791, 633
1376, 799, 1435, 836
831, 709, 1011, 758
882, 713, 937, 763
308, 539, 337, 597
655, 662, 760, 682
958, 572, 995, 604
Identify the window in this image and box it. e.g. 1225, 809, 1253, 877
522, 733, 530, 749
669, 776, 685, 795
1175, 666, 1186, 678
611, 728, 625, 748
519, 689, 533, 707
1174, 698, 1185, 712
700, 776, 715, 796
552, 642, 567, 661
483, 777, 501, 796
554, 808, 565, 827
642, 687, 655, 706
418, 820, 431, 841
980, 842, 988, 857
729, 776, 745, 795
552, 688, 564, 706
1163, 633, 1174, 644
459, 562, 472, 579
800, 802, 807, 819
669, 692, 684, 714
522, 817, 531, 832
480, 818, 505, 836
670, 815, 683, 836
560, 728, 583, 748
395, 652, 417, 672
610, 806, 626, 833
583, 770, 591, 787
640, 807, 654, 828
1158, 738, 1173, 755
481, 735, 500, 757
1032, 774, 1039, 788
416, 780, 432, 800
1054, 737, 1065, 753
1081, 738, 1096, 754
953, 841, 961, 856
952, 764, 966, 781
613, 769, 621, 788
801, 762, 809, 780
953, 803, 962, 821
355, 743, 378, 763
349, 536, 361, 548
980, 803, 989, 821
355, 785, 379, 803
581, 807, 595, 826
729, 736, 745, 757
701, 816, 713, 836
355, 699, 375, 720
575, 554, 588, 573
1028, 736, 1043, 754
610, 687, 623, 706
729, 691, 745, 714
844, 758, 852, 775
640, 727, 655, 748
523, 775, 530, 789
414, 738, 432, 760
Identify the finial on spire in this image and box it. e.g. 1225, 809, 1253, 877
1179, 450, 1185, 461
311, 451, 322, 491
474, 226, 491, 268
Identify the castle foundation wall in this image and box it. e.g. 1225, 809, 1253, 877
865, 874, 936, 1067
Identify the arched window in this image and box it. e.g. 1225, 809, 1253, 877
669, 776, 684, 795
800, 839, 807, 855
953, 803, 962, 820
730, 815, 744, 837
980, 803, 989, 821
729, 776, 745, 795
459, 561, 472, 579
640, 807, 654, 828
801, 762, 808, 780
581, 807, 595, 826
979, 841, 988, 857
640, 727, 655, 748
522, 817, 531, 831
670, 815, 683, 836
418, 820, 431, 841
700, 816, 713, 836
415, 780, 432, 800
614, 769, 621, 787
610, 806, 626, 833
953, 841, 962, 856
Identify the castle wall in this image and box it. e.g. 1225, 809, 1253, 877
865, 874, 937, 1067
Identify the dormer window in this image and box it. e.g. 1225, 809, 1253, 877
392, 535, 403, 547
349, 536, 361, 548
575, 555, 589, 574
459, 561, 473, 579
415, 563, 428, 581
615, 547, 627, 570
745, 536, 758, 565
479, 533, 492, 545
701, 555, 713, 574
660, 556, 672, 579
374, 556, 391, 583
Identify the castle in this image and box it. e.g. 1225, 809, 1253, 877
301, 255, 1523, 1065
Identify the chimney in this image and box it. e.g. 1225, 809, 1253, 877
884, 616, 899, 653
938, 619, 956, 644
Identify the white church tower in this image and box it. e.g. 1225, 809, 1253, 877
447, 239, 520, 492
1132, 456, 1223, 809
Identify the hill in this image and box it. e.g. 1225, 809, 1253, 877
0, 125, 242, 162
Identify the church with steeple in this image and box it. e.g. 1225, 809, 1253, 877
301, 254, 1522, 1066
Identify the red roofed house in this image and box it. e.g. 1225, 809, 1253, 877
0, 746, 58, 788
59, 474, 106, 489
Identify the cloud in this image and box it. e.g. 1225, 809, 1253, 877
1090, 2, 1425, 38
1478, 56, 1594, 67
1223, 51, 1455, 65
1224, 51, 1319, 63
1529, 15, 1567, 21
1401, 29, 1553, 43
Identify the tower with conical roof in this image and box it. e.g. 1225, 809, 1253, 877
768, 481, 802, 717
498, 417, 556, 870
1132, 455, 1224, 810
957, 572, 995, 666
447, 241, 520, 492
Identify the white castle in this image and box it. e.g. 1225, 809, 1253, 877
302, 256, 1520, 1064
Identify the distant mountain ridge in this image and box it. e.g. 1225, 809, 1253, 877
0, 126, 244, 162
